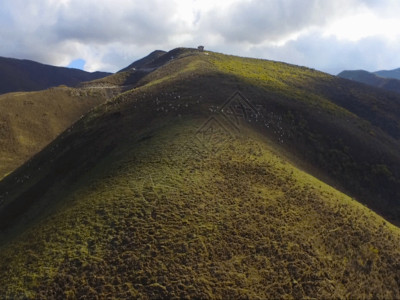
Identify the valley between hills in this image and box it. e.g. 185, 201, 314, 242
1, 48, 400, 298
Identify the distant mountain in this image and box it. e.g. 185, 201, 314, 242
337, 69, 400, 94
84, 50, 168, 89
0, 56, 112, 95
87, 48, 192, 88
375, 68, 400, 80
117, 50, 166, 72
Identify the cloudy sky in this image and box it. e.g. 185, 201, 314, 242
1, 0, 400, 74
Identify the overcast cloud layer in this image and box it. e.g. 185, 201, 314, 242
1, 0, 400, 74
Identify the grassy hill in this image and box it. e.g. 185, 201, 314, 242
338, 69, 400, 94
1, 48, 400, 298
83, 48, 191, 89
0, 56, 111, 95
0, 86, 119, 179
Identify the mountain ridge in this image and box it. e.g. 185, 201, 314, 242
374, 67, 400, 80
1, 48, 400, 298
0, 56, 112, 95
337, 69, 400, 94
117, 50, 167, 73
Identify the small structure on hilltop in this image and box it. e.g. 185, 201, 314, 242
198, 45, 204, 52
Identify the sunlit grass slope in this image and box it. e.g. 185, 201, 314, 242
208, 53, 400, 222
137, 49, 400, 222
0, 86, 117, 179
1, 119, 400, 299
1, 48, 400, 298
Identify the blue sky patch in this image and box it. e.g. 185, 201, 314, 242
67, 58, 86, 70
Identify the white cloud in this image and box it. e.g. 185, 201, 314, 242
0, 0, 399, 73
244, 32, 400, 74
323, 11, 400, 42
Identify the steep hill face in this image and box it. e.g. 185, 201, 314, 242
0, 56, 111, 95
85, 48, 196, 89
209, 54, 400, 223
1, 48, 400, 298
338, 69, 400, 94
0, 86, 119, 179
117, 50, 167, 73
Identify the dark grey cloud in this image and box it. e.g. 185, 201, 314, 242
0, 0, 399, 73
54, 0, 179, 45
203, 0, 359, 44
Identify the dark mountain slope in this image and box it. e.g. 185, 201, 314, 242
338, 69, 400, 94
1, 48, 400, 298
117, 50, 166, 72
86, 48, 200, 89
375, 67, 400, 80
0, 56, 111, 94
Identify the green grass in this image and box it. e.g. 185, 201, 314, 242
204, 51, 400, 223
210, 53, 350, 114
1, 119, 400, 298
1, 47, 400, 298
0, 86, 116, 179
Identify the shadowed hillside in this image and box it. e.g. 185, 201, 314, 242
375, 67, 400, 80
1, 48, 400, 298
84, 48, 197, 89
117, 50, 167, 73
0, 56, 111, 95
338, 69, 400, 94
